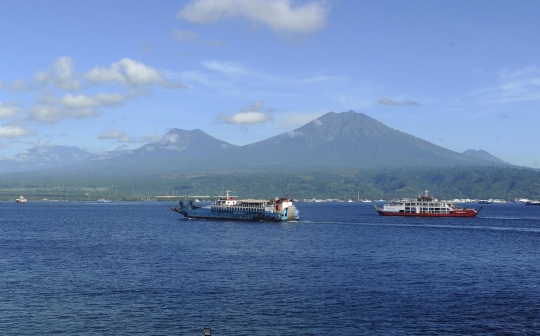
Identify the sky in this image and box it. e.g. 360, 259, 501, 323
0, 0, 539, 167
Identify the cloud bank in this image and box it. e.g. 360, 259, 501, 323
217, 100, 272, 124
0, 125, 33, 138
84, 58, 182, 89
1, 56, 184, 128
35, 56, 81, 91
378, 98, 422, 106
0, 102, 21, 118
178, 0, 329, 34
98, 129, 161, 144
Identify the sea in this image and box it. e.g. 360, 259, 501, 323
1, 201, 539, 335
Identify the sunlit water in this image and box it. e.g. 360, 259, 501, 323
1, 202, 539, 335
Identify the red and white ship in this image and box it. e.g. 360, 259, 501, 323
374, 190, 481, 217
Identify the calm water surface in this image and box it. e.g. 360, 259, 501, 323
1, 201, 539, 335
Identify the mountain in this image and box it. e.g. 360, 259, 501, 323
0, 145, 94, 173
232, 111, 509, 169
133, 128, 236, 156
0, 145, 130, 174
78, 111, 511, 175
70, 128, 237, 176
4, 111, 512, 177
462, 149, 508, 164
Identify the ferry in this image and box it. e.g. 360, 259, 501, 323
374, 190, 481, 217
171, 190, 299, 221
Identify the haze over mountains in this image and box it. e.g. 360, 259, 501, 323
1, 111, 511, 175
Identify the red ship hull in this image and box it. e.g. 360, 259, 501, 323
376, 208, 481, 217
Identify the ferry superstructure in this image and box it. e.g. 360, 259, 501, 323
171, 190, 299, 221
374, 190, 481, 217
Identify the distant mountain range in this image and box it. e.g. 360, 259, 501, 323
0, 145, 126, 174
0, 111, 511, 175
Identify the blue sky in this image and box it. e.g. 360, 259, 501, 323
0, 0, 539, 167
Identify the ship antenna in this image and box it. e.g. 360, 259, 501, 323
425, 190, 429, 197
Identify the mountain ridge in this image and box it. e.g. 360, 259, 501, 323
0, 111, 512, 175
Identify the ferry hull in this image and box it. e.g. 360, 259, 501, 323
376, 209, 480, 217
171, 206, 297, 221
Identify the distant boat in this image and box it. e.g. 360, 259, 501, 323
478, 199, 493, 204
15, 196, 28, 203
525, 200, 540, 206
97, 199, 109, 203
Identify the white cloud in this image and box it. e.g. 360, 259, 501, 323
162, 133, 180, 145
217, 100, 272, 124
378, 98, 421, 106
125, 133, 162, 144
29, 91, 133, 123
286, 130, 303, 138
59, 93, 130, 108
98, 130, 162, 144
84, 58, 182, 88
28, 105, 62, 123
178, 0, 329, 34
28, 105, 98, 123
146, 133, 187, 151
0, 102, 21, 118
99, 130, 126, 139
35, 56, 81, 90
0, 125, 33, 138
67, 108, 98, 119
142, 134, 162, 143
468, 66, 540, 104
240, 100, 264, 112
201, 60, 250, 76
11, 79, 36, 92
219, 111, 270, 124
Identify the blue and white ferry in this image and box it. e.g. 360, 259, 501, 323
171, 190, 299, 221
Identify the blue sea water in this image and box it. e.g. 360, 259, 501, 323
1, 201, 540, 335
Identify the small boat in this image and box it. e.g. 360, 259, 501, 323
374, 190, 481, 217
478, 199, 493, 204
525, 200, 540, 206
15, 196, 28, 203
171, 190, 299, 221
97, 199, 110, 203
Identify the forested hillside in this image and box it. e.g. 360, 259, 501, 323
2, 166, 539, 201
